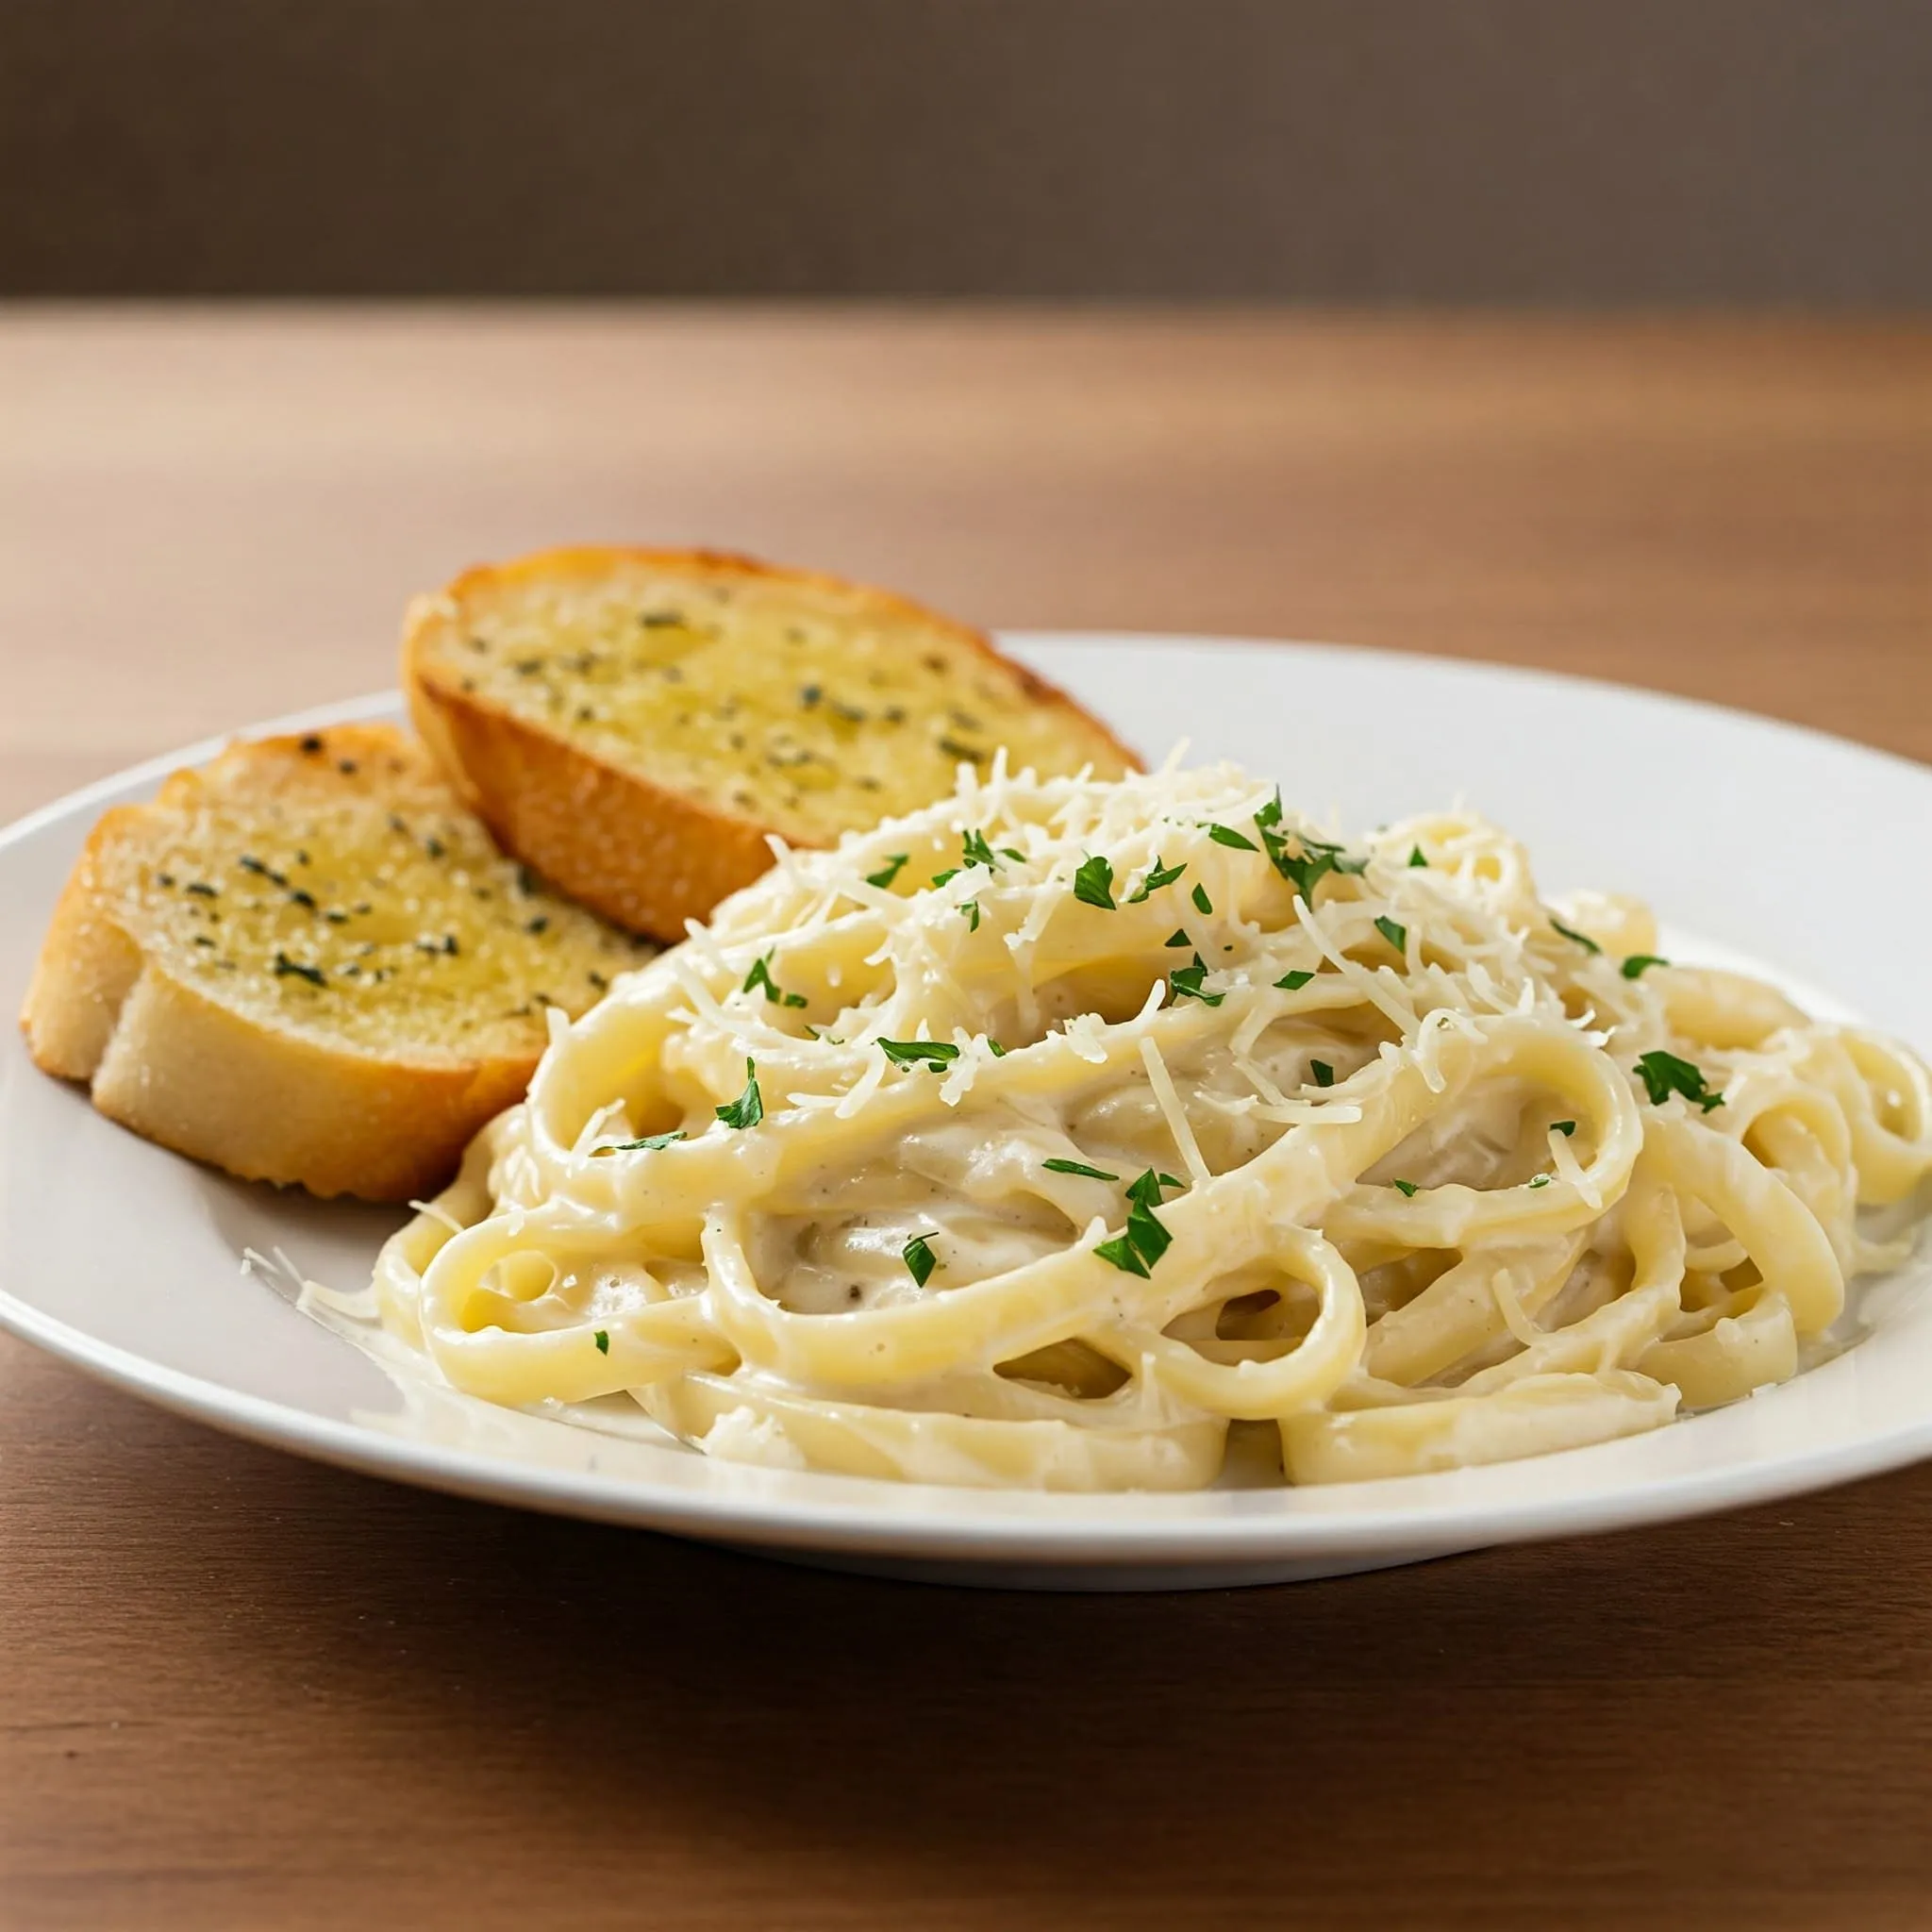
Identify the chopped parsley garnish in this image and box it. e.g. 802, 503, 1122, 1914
273, 952, 325, 987
1527, 1174, 1552, 1189
1167, 954, 1224, 1006
1549, 917, 1602, 955
1407, 845, 1428, 868
931, 868, 960, 887
1552, 1120, 1576, 1137
880, 1039, 961, 1070
1123, 1197, 1172, 1268
959, 828, 1008, 871
1274, 969, 1314, 991
1073, 854, 1117, 909
593, 1330, 610, 1355
1310, 1059, 1335, 1088
1621, 954, 1670, 979
1191, 881, 1213, 915
1094, 1174, 1177, 1276
902, 1232, 939, 1288
1391, 1178, 1419, 1197
1126, 858, 1186, 903
986, 1040, 1008, 1057
1207, 823, 1258, 852
715, 1058, 764, 1128
1254, 790, 1284, 829
1043, 1158, 1120, 1181
1164, 928, 1192, 948
1258, 824, 1364, 904
593, 1130, 686, 1156
1090, 1182, 1174, 1274
1374, 915, 1408, 954
865, 853, 909, 890
960, 899, 981, 931
741, 952, 808, 1008
1635, 1049, 1724, 1112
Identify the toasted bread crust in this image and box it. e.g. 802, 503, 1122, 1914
19, 724, 589, 1201
409, 680, 774, 941
404, 546, 1140, 938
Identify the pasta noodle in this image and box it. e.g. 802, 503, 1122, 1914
370, 758, 1932, 1489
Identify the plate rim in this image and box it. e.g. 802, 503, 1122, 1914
4, 632, 1929, 1569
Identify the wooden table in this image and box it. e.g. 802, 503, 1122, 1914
3, 310, 1929, 1930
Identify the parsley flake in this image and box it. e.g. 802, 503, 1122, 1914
986, 1040, 1008, 1057
1274, 969, 1314, 991
1635, 1050, 1724, 1112
1550, 917, 1602, 955
880, 1039, 961, 1070
931, 868, 960, 887
1126, 858, 1186, 903
1310, 1059, 1335, 1089
1093, 1234, 1150, 1277
1043, 1158, 1119, 1181
592, 1130, 687, 1156
1073, 854, 1117, 909
1191, 881, 1213, 915
959, 828, 1005, 871
1374, 915, 1408, 955
1407, 845, 1428, 868
1094, 1176, 1176, 1275
1207, 823, 1258, 852
1167, 954, 1224, 1006
1164, 928, 1192, 948
1528, 1174, 1552, 1189
1391, 1179, 1419, 1197
715, 1058, 764, 1128
742, 953, 810, 1009
593, 1329, 609, 1355
1622, 954, 1670, 979
1258, 824, 1362, 904
902, 1232, 940, 1288
1552, 1120, 1576, 1137
1123, 1198, 1173, 1268
865, 853, 909, 890
960, 899, 981, 931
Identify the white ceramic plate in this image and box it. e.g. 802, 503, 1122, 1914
3, 637, 1928, 1591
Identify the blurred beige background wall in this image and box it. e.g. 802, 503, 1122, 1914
4, 0, 1928, 302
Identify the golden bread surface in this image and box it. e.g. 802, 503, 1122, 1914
20, 724, 643, 1200
404, 547, 1139, 936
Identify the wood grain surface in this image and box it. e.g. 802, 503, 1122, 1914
2, 308, 1929, 1931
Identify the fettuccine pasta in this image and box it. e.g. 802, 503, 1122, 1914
372, 759, 1932, 1489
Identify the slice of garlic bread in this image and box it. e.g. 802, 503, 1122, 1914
403, 547, 1140, 938
21, 724, 645, 1201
